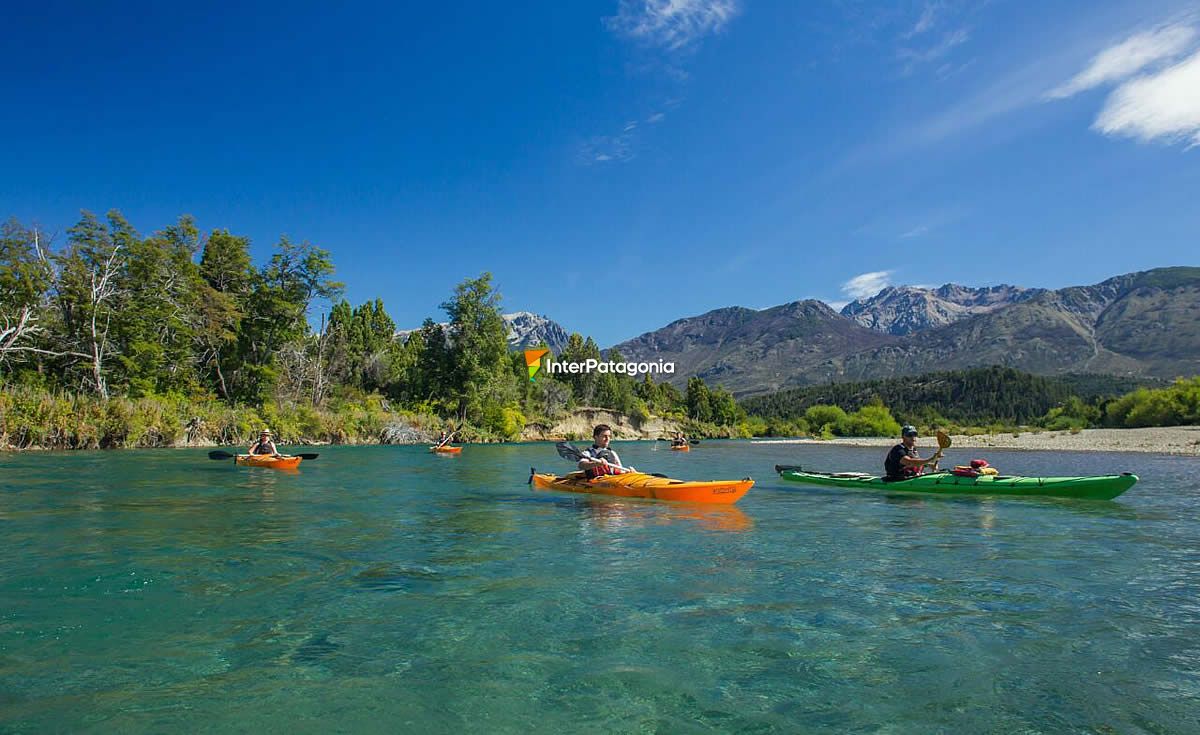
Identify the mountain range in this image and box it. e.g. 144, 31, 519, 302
612, 267, 1200, 396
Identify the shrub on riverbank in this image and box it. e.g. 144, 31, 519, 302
1104, 377, 1200, 428
0, 385, 441, 450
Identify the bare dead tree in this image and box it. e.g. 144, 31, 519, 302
86, 243, 123, 399
0, 229, 89, 367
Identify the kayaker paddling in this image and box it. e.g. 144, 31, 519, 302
884, 425, 942, 480
671, 431, 688, 448
435, 428, 458, 449
578, 424, 634, 477
248, 429, 280, 458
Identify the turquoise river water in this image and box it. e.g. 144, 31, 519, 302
2, 441, 1199, 733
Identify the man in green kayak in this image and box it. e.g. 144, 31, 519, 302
885, 425, 942, 480
248, 429, 280, 457
578, 424, 633, 478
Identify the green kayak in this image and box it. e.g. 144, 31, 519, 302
775, 466, 1138, 500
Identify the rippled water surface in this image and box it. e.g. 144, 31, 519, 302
2, 441, 1199, 733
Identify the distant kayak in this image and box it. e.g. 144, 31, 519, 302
777, 467, 1137, 500
235, 454, 302, 470
670, 444, 690, 452
531, 471, 752, 504
430, 446, 462, 454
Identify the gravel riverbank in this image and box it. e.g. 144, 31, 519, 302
750, 426, 1200, 456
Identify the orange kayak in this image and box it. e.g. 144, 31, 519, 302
235, 454, 302, 470
670, 444, 690, 451
531, 471, 752, 504
430, 446, 462, 454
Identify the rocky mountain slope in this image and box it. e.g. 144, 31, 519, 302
842, 284, 1040, 334
614, 267, 1200, 396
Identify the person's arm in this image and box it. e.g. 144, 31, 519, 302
899, 450, 942, 469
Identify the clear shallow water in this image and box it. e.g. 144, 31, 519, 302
1, 441, 1198, 733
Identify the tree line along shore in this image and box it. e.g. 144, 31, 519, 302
2, 212, 1197, 451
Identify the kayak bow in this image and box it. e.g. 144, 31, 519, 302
777, 467, 1137, 500
431, 445, 463, 454
235, 454, 302, 470
531, 471, 752, 504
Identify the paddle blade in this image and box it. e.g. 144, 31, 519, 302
528, 467, 535, 485
936, 430, 952, 450
689, 439, 701, 445
775, 464, 802, 474
208, 450, 235, 460
295, 453, 319, 460
555, 442, 584, 462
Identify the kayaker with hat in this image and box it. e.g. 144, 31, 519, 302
248, 429, 280, 457
578, 424, 634, 478
884, 425, 943, 480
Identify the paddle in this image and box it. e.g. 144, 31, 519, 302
435, 425, 460, 449
931, 430, 951, 471
554, 441, 668, 478
207, 450, 319, 461
775, 432, 951, 476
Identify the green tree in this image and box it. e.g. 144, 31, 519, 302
196, 229, 255, 399
440, 273, 511, 422
686, 377, 713, 422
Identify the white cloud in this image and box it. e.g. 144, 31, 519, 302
1046, 24, 1197, 99
605, 0, 739, 51
646, 111, 666, 123
842, 271, 893, 300
907, 3, 939, 37
824, 300, 851, 311
900, 225, 930, 239
1093, 48, 1200, 146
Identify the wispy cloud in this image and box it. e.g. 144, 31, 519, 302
900, 225, 930, 239
579, 132, 636, 164
1045, 21, 1200, 148
824, 300, 851, 311
646, 111, 666, 123
898, 27, 971, 73
605, 0, 740, 52
842, 271, 893, 300
1094, 49, 1200, 147
907, 3, 940, 38
1045, 24, 1197, 99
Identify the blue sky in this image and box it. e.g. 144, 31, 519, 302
3, 1, 1199, 345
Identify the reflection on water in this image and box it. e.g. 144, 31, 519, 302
572, 497, 754, 533
0, 443, 1198, 733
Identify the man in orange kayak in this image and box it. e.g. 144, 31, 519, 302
248, 429, 280, 457
884, 425, 942, 480
578, 424, 633, 478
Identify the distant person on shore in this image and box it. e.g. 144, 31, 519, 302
884, 425, 942, 480
248, 429, 279, 457
578, 424, 632, 478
